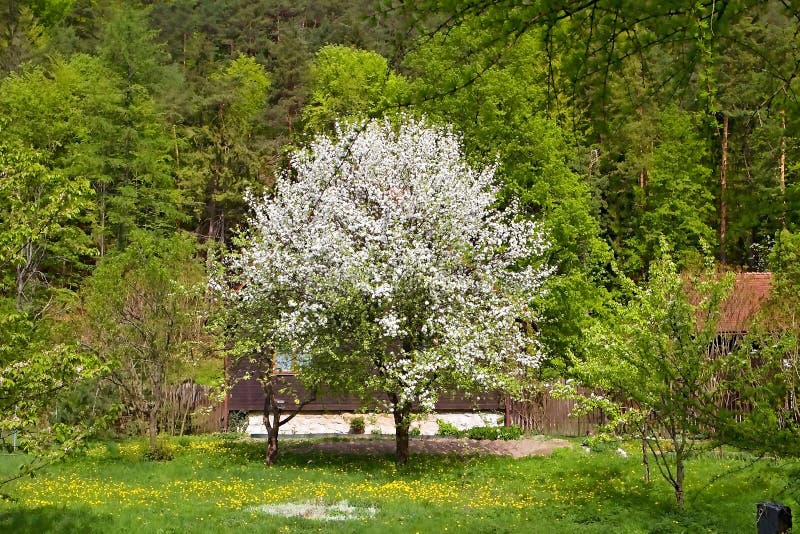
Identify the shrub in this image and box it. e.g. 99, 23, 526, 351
436, 420, 522, 440
410, 427, 421, 437
144, 444, 174, 461
436, 420, 461, 437
226, 410, 247, 433
464, 425, 523, 441
466, 426, 501, 440
104, 441, 120, 459
349, 416, 365, 434
498, 425, 523, 440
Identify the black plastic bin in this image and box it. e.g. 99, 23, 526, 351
757, 501, 792, 534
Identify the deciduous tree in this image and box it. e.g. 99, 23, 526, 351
79, 231, 211, 455
221, 118, 551, 464
559, 245, 733, 509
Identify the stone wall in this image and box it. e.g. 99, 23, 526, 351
245, 411, 503, 436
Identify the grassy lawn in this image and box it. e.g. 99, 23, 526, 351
0, 436, 796, 533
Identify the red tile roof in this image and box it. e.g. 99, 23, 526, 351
717, 272, 773, 333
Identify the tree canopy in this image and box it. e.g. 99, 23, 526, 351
220, 118, 551, 463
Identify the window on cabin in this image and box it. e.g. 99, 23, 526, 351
275, 351, 293, 371
274, 351, 308, 372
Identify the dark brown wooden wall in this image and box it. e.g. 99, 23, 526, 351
227, 372, 505, 412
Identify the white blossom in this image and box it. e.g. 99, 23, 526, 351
221, 118, 552, 413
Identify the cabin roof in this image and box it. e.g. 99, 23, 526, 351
717, 272, 773, 333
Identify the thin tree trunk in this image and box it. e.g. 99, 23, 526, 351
259, 372, 316, 466
392, 401, 411, 465
674, 453, 685, 510
641, 437, 650, 483
148, 408, 158, 453
263, 381, 279, 466
720, 113, 729, 263
207, 176, 219, 243
266, 413, 279, 466
99, 182, 106, 257
780, 110, 786, 228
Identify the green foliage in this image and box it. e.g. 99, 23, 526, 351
79, 230, 213, 452
464, 425, 523, 441
0, 53, 181, 252
348, 416, 366, 435
436, 421, 522, 440
726, 230, 800, 456
303, 45, 408, 134
180, 55, 271, 242
613, 107, 716, 275
143, 444, 175, 462
0, 131, 102, 487
564, 245, 734, 508
0, 141, 94, 299
402, 27, 611, 365
435, 420, 460, 437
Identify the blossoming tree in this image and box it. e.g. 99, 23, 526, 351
222, 118, 551, 464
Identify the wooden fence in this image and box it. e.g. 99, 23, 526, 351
508, 384, 605, 436
158, 381, 225, 435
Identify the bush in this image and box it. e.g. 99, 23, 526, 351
465, 425, 523, 441
498, 425, 523, 440
436, 420, 461, 437
465, 426, 501, 440
226, 410, 247, 433
104, 441, 120, 458
410, 427, 421, 437
349, 416, 365, 434
437, 420, 523, 440
144, 444, 174, 461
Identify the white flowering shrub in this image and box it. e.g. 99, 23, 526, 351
221, 118, 550, 459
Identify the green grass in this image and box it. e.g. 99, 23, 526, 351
0, 436, 797, 533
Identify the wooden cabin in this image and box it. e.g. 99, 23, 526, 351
224, 272, 775, 436
224, 362, 505, 436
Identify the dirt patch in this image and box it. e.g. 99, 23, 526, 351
290, 437, 571, 458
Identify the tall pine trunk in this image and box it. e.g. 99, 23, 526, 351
719, 113, 729, 263
780, 110, 787, 227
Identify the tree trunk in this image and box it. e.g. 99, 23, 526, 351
99, 182, 106, 257
263, 380, 280, 466
641, 437, 650, 483
719, 113, 729, 263
207, 176, 219, 243
674, 453, 685, 510
266, 424, 279, 466
147, 408, 158, 453
393, 402, 411, 465
780, 110, 786, 227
